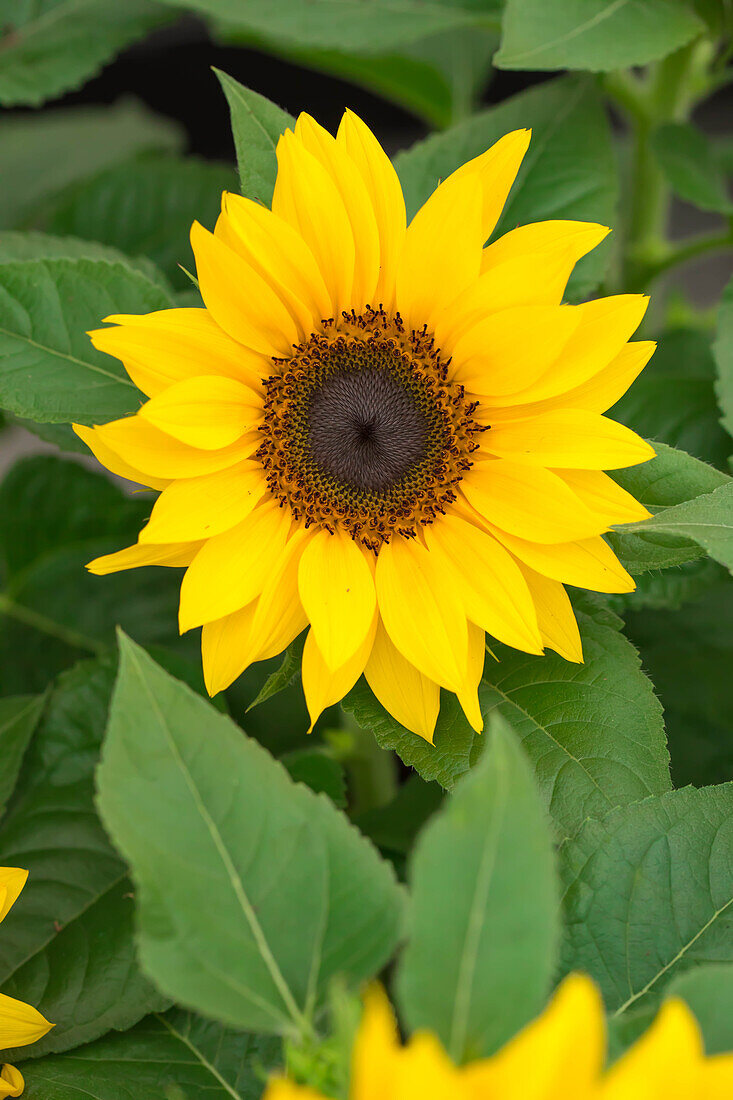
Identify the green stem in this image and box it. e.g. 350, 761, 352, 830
338, 713, 397, 816
637, 225, 733, 285
0, 593, 105, 655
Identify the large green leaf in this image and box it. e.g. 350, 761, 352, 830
0, 231, 170, 293
214, 70, 295, 205
0, 696, 45, 816
21, 1008, 280, 1099
665, 965, 733, 1053
495, 0, 704, 72
651, 122, 733, 215
0, 0, 174, 107
97, 635, 404, 1036
0, 102, 182, 231
0, 257, 171, 424
625, 579, 733, 788
714, 275, 733, 442
611, 329, 732, 470
620, 482, 733, 575
0, 658, 167, 1061
346, 597, 670, 839
162, 0, 494, 52
559, 783, 733, 1015
39, 156, 237, 290
609, 442, 730, 572
395, 76, 617, 299
396, 717, 558, 1062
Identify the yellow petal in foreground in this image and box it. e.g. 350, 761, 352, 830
91, 416, 258, 481
447, 128, 531, 243
302, 616, 377, 732
0, 1065, 24, 1100
364, 621, 440, 743
560, 468, 652, 525
482, 218, 609, 281
0, 994, 52, 1049
298, 528, 376, 671
456, 622, 486, 733
73, 424, 170, 492
139, 461, 266, 544
0, 870, 27, 924
482, 410, 655, 470
87, 540, 203, 576
139, 375, 261, 450
518, 565, 583, 663
487, 525, 635, 594
600, 998, 702, 1099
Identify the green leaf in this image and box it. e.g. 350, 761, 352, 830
163, 0, 493, 53
609, 441, 730, 572
396, 715, 558, 1061
20, 1008, 281, 1099
714, 275, 733, 441
620, 482, 733, 575
665, 965, 733, 1053
97, 635, 405, 1036
625, 579, 733, 788
38, 156, 237, 290
0, 657, 167, 1061
0, 101, 182, 231
0, 695, 45, 815
611, 328, 732, 470
345, 597, 670, 839
0, 456, 183, 695
214, 70, 295, 206
559, 783, 733, 1015
651, 122, 733, 215
495, 0, 704, 72
0, 258, 171, 424
395, 76, 617, 299
280, 748, 347, 808
246, 635, 304, 713
0, 0, 174, 107
0, 231, 171, 292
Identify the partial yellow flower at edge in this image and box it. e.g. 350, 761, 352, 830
0, 1065, 24, 1100
263, 974, 733, 1100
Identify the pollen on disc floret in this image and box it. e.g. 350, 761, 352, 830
257, 306, 485, 551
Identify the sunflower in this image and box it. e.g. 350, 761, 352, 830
78, 111, 654, 742
0, 868, 53, 1098
265, 974, 733, 1100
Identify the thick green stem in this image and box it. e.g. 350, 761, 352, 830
338, 713, 398, 816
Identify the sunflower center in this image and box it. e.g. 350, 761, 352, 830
257, 307, 484, 551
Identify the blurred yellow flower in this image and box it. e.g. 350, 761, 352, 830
78, 111, 653, 742
0, 869, 53, 1098
265, 974, 733, 1100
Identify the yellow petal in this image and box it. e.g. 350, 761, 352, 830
179, 501, 291, 631
190, 220, 298, 356
484, 340, 656, 422
462, 459, 607, 544
91, 416, 258, 480
601, 998, 702, 1099
446, 128, 531, 243
364, 619, 440, 743
451, 305, 579, 396
294, 114, 380, 312
482, 218, 609, 280
139, 462, 266, 544
481, 410, 656, 469
87, 540, 202, 576
519, 565, 583, 663
492, 294, 649, 407
201, 602, 258, 697
560, 469, 652, 525
434, 250, 578, 354
0, 1065, 24, 1099
217, 191, 331, 330
352, 985, 401, 1100
0, 993, 52, 1049
376, 536, 467, 692
272, 129, 355, 316
263, 1082, 323, 1100
89, 308, 267, 398
0, 869, 27, 923
426, 514, 542, 654
298, 528, 377, 671
485, 523, 635, 594
301, 615, 377, 732
464, 973, 605, 1099
139, 375, 262, 450
73, 424, 170, 491
337, 109, 406, 312
396, 173, 484, 333
457, 622, 486, 733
